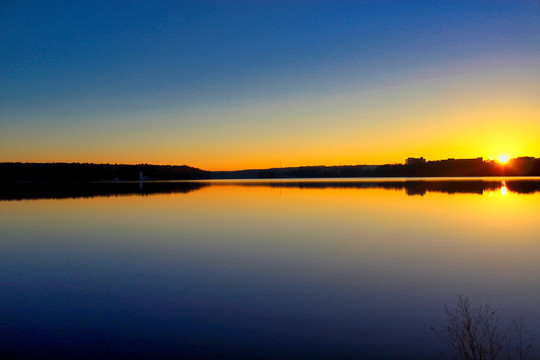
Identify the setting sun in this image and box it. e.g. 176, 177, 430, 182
498, 154, 510, 163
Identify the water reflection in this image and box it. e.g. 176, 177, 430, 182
501, 180, 508, 196
1, 179, 539, 359
1, 178, 540, 201
0, 181, 210, 201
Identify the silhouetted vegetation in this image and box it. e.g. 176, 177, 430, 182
3, 158, 539, 183
433, 296, 537, 360
212, 157, 540, 179
0, 162, 210, 182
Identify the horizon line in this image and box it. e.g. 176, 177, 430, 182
2, 155, 539, 172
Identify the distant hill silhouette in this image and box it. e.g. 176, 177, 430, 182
212, 157, 540, 179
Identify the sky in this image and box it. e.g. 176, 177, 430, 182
1, 1, 539, 170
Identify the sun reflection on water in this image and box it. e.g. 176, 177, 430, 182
500, 181, 507, 196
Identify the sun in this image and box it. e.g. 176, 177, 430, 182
498, 154, 510, 163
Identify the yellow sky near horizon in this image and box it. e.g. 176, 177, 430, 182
2, 61, 539, 171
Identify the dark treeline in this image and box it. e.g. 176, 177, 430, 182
0, 163, 210, 182
2, 179, 540, 201
213, 157, 540, 179
2, 158, 540, 183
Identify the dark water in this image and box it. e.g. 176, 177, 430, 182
1, 178, 539, 359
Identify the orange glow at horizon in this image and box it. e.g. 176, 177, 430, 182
1, 62, 538, 171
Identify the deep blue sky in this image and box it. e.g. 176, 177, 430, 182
1, 1, 539, 169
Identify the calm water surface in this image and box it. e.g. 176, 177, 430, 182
1, 179, 540, 359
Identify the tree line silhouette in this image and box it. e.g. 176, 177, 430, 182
0, 162, 210, 182
1, 157, 539, 183
213, 157, 540, 179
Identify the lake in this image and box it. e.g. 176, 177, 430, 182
1, 178, 539, 359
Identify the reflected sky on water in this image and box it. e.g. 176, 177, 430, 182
1, 179, 539, 359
